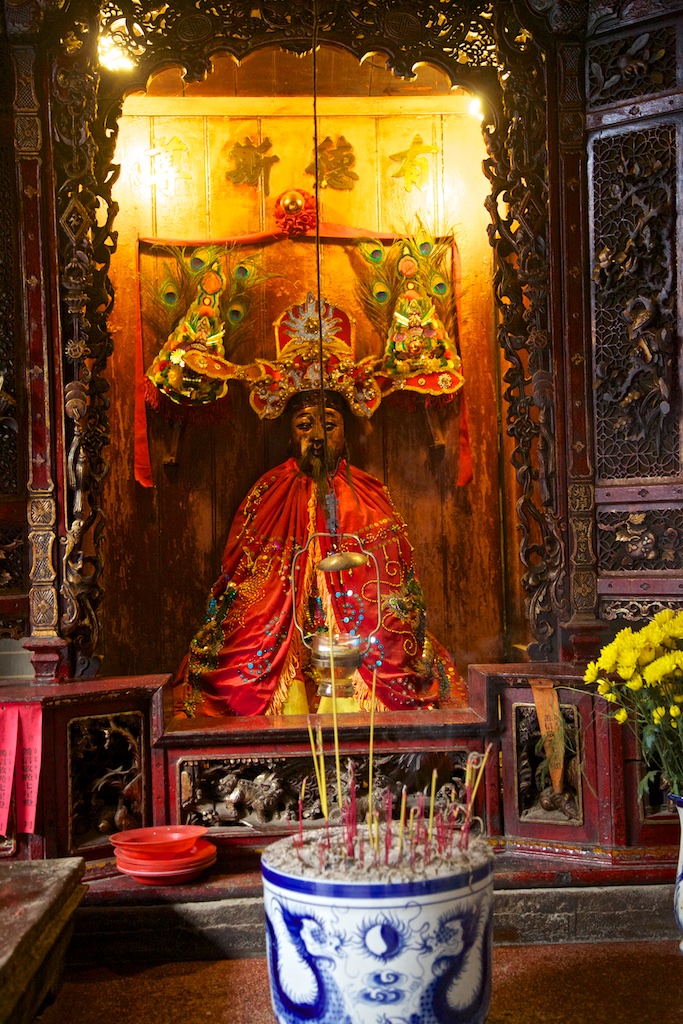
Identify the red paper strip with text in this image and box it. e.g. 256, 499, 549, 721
14, 704, 43, 834
0, 705, 19, 837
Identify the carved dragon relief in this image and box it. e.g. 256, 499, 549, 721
68, 711, 144, 848
180, 751, 470, 830
35, 0, 567, 665
483, 6, 569, 657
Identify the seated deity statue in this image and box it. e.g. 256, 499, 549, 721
176, 390, 466, 718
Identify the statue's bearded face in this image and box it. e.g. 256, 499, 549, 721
290, 404, 345, 475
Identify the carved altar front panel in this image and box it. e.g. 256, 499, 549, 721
178, 750, 471, 832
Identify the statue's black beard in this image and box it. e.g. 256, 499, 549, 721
299, 450, 331, 494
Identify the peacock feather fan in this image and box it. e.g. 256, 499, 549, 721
354, 237, 403, 339
141, 244, 272, 358
219, 254, 273, 355
354, 226, 458, 349
140, 243, 217, 344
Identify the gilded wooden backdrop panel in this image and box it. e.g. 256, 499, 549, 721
102, 71, 501, 678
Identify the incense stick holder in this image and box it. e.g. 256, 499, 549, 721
261, 827, 494, 1024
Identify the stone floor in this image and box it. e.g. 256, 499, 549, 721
41, 941, 683, 1024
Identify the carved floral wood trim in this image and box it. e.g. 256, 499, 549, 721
600, 597, 683, 621
597, 508, 683, 571
587, 26, 677, 108
18, 0, 582, 666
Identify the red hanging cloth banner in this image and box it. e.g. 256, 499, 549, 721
0, 704, 19, 837
457, 389, 473, 487
14, 703, 43, 834
134, 242, 154, 488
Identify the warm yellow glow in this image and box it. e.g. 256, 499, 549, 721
125, 138, 192, 198
98, 34, 135, 72
468, 97, 483, 121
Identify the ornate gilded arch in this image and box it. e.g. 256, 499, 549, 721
14, 0, 585, 671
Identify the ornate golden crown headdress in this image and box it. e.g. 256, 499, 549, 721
247, 292, 382, 419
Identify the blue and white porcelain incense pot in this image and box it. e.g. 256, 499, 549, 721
261, 829, 494, 1024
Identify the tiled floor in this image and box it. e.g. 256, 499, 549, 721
42, 941, 683, 1024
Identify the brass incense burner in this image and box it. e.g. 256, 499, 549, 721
291, 534, 381, 699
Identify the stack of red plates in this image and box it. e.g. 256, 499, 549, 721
109, 825, 216, 885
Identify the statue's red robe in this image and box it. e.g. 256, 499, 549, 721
178, 457, 466, 716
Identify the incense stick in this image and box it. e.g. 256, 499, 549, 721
367, 669, 377, 844
398, 785, 407, 860
469, 743, 492, 808
428, 767, 437, 843
317, 720, 327, 823
306, 715, 323, 806
298, 777, 306, 845
327, 615, 343, 812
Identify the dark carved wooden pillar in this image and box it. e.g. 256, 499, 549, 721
3, 1, 70, 679
0, 12, 29, 644
522, 4, 603, 660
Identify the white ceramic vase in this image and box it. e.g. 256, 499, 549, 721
261, 833, 494, 1024
672, 795, 683, 953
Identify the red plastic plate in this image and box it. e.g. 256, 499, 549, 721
109, 825, 208, 857
115, 839, 217, 872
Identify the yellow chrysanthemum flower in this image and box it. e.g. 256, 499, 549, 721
637, 643, 656, 668
670, 705, 681, 718
643, 624, 666, 648
617, 656, 638, 681
653, 706, 666, 724
658, 614, 683, 640
584, 661, 600, 685
625, 673, 643, 692
597, 643, 618, 673
614, 707, 628, 725
643, 653, 681, 687
597, 679, 613, 696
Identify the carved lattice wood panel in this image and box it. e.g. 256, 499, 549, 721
600, 597, 683, 621
591, 122, 680, 483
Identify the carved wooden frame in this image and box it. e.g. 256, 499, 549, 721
7, 0, 595, 672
